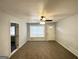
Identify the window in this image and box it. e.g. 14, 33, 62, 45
10, 26, 15, 36
30, 25, 45, 37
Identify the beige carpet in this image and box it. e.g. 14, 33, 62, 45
10, 41, 77, 59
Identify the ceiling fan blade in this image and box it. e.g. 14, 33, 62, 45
45, 20, 53, 21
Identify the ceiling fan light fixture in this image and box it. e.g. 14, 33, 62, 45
40, 21, 45, 24
42, 18, 46, 21
40, 16, 46, 21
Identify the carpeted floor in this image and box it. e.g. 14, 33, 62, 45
10, 41, 78, 59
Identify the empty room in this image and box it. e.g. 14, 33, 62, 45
0, 0, 78, 59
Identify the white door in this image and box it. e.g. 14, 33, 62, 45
46, 23, 55, 40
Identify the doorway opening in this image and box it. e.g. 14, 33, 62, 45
45, 22, 55, 41
10, 23, 19, 52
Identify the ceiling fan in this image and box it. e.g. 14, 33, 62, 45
40, 16, 53, 24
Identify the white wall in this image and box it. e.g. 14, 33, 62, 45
0, 11, 28, 57
56, 14, 78, 56
0, 11, 10, 57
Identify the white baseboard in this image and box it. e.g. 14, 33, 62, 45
9, 40, 28, 58
56, 40, 78, 56
28, 40, 55, 41
9, 49, 18, 58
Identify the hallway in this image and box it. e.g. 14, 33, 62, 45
10, 41, 77, 59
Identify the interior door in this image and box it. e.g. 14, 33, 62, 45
46, 23, 55, 40
15, 24, 19, 48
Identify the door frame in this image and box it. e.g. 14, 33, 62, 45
45, 22, 55, 41
10, 23, 19, 53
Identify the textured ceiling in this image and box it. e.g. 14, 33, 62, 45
0, 0, 77, 22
